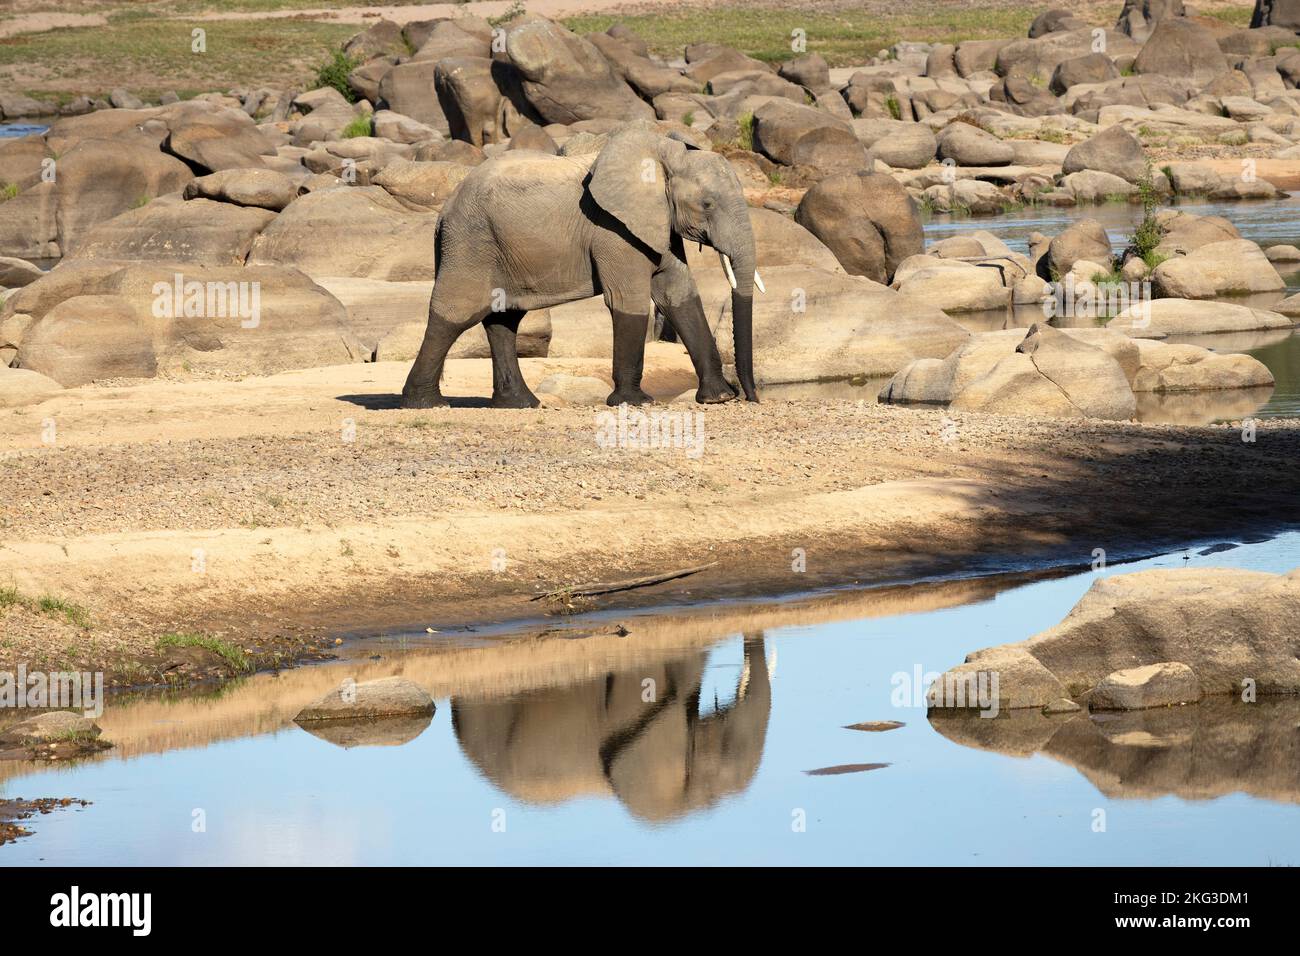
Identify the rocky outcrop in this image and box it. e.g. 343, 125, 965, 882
296, 676, 436, 721
794, 170, 923, 283
1150, 239, 1286, 298
929, 567, 1300, 712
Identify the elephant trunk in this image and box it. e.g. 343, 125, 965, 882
715, 205, 759, 402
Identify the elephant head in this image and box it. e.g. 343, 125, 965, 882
586, 127, 762, 401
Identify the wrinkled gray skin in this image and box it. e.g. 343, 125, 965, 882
451, 636, 771, 820
401, 126, 759, 408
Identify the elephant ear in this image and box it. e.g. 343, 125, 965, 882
587, 128, 685, 255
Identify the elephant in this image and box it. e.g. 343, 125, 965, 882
400, 123, 764, 409
451, 636, 771, 821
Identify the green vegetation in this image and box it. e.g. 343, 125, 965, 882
1201, 6, 1254, 27
0, 8, 356, 100
315, 49, 362, 103
36, 595, 92, 629
1130, 168, 1166, 270
737, 111, 755, 151
1, 585, 92, 628
682, 110, 696, 127
489, 1, 528, 29
341, 114, 373, 138
157, 633, 251, 673
885, 94, 902, 121
563, 5, 1038, 66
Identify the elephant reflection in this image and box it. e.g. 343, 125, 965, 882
452, 636, 770, 821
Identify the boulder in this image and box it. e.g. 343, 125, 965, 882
588, 32, 698, 100
1133, 18, 1231, 86
752, 99, 868, 173
989, 76, 1060, 117
1151, 239, 1285, 298
1110, 297, 1292, 334
1046, 218, 1113, 278
435, 57, 529, 147
893, 259, 1011, 312
697, 265, 970, 385
997, 28, 1138, 82
16, 294, 157, 386
0, 711, 101, 745
343, 18, 409, 61
947, 323, 1137, 420
0, 136, 193, 259
506, 18, 653, 124
1050, 53, 1121, 94
1060, 169, 1137, 203
1061, 125, 1148, 183
920, 179, 1009, 215
0, 257, 44, 288
65, 195, 276, 267
412, 18, 491, 61
778, 53, 831, 91
1154, 210, 1240, 257
931, 567, 1300, 709
371, 160, 471, 211
794, 170, 924, 283
0, 367, 62, 408
296, 676, 436, 721
164, 107, 278, 172
535, 373, 612, 405
182, 168, 298, 211
377, 62, 450, 134
247, 186, 437, 281
936, 122, 1013, 166
11, 263, 364, 381
1130, 338, 1274, 392
850, 118, 937, 169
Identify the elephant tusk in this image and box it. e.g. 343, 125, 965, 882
719, 252, 738, 290
753, 270, 766, 295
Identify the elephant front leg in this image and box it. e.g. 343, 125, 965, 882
484, 310, 540, 409
651, 254, 736, 404
607, 309, 654, 407
659, 294, 737, 404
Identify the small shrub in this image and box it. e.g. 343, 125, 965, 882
342, 114, 372, 138
36, 595, 91, 629
157, 632, 251, 674
885, 94, 901, 121
737, 112, 755, 151
0, 183, 18, 202
682, 110, 695, 126
316, 50, 362, 103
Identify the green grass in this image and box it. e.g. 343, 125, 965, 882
0, 586, 21, 610
35, 596, 91, 629
0, 183, 18, 202
341, 114, 372, 138
0, 9, 355, 99
562, 6, 1039, 67
157, 632, 251, 673
885, 94, 902, 121
737, 111, 755, 151
1201, 6, 1254, 26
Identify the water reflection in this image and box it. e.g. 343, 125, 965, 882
453, 636, 769, 821
931, 697, 1300, 805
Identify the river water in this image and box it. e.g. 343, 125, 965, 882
3, 531, 1298, 866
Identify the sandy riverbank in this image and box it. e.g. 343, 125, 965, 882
2, 349, 1299, 685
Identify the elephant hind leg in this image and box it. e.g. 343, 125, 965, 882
484, 309, 540, 409
401, 295, 486, 409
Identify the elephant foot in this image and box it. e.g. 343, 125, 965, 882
695, 379, 737, 404
490, 390, 541, 409
401, 390, 449, 409
605, 387, 655, 407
